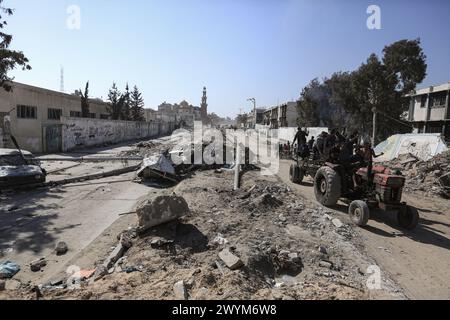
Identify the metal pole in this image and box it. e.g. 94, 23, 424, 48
372, 106, 377, 146
234, 143, 241, 190
253, 99, 257, 128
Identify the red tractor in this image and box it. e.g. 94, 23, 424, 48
313, 163, 419, 230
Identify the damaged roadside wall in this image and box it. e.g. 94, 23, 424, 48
61, 117, 175, 151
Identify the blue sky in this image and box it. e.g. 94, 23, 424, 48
7, 0, 450, 117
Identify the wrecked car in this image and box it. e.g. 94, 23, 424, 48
0, 148, 47, 189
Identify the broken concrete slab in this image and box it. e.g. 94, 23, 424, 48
135, 195, 190, 233
137, 154, 177, 182
173, 280, 188, 300
218, 249, 244, 270
332, 218, 344, 229
103, 234, 132, 270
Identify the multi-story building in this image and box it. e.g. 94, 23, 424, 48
263, 102, 297, 129
246, 108, 266, 128
407, 83, 450, 139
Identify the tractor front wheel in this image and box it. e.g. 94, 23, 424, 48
398, 205, 419, 230
348, 200, 370, 227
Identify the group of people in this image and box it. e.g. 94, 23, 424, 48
292, 127, 384, 174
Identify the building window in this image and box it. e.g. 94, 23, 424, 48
430, 92, 447, 108
100, 114, 110, 120
89, 113, 96, 119
419, 95, 427, 108
48, 108, 62, 120
17, 105, 37, 119
70, 111, 82, 118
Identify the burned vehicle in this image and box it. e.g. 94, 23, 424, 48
0, 148, 47, 190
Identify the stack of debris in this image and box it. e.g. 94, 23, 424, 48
383, 150, 450, 198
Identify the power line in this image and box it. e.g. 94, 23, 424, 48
378, 110, 414, 128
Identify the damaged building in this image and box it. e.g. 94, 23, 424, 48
0, 82, 110, 153
408, 82, 450, 140
0, 82, 176, 154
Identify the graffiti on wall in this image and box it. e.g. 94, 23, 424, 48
62, 118, 173, 151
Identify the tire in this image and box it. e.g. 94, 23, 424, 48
289, 164, 301, 184
298, 169, 305, 183
314, 166, 341, 206
348, 200, 370, 227
398, 205, 419, 230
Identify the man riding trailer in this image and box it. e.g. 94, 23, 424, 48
289, 127, 323, 184
292, 127, 309, 158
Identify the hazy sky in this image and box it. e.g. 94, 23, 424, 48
7, 0, 450, 117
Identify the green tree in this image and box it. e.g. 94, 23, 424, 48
121, 83, 131, 120
80, 81, 90, 118
322, 39, 426, 141
107, 82, 122, 120
296, 79, 321, 127
130, 85, 145, 121
382, 38, 427, 95
0, 1, 31, 91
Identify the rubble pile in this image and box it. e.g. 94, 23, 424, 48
1, 167, 402, 300
383, 150, 450, 198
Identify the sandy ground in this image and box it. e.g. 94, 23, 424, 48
277, 159, 450, 300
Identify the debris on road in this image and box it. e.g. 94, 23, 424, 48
173, 280, 188, 300
103, 234, 133, 270
0, 261, 20, 279
135, 195, 190, 233
30, 258, 47, 272
218, 249, 244, 270
1, 164, 404, 300
332, 218, 344, 229
55, 242, 68, 256
382, 150, 450, 198
137, 154, 179, 183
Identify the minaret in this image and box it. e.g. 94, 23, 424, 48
60, 67, 65, 93
201, 86, 208, 121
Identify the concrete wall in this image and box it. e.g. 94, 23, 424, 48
61, 117, 174, 151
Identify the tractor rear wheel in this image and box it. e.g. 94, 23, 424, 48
289, 164, 303, 183
314, 166, 341, 206
348, 200, 370, 227
398, 205, 419, 230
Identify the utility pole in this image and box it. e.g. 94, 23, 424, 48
247, 98, 256, 129
372, 106, 377, 146
368, 85, 377, 146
